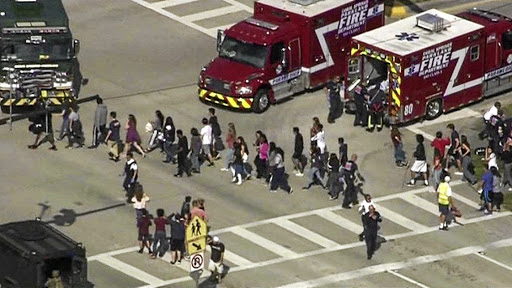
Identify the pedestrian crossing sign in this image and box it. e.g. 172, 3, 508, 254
186, 216, 207, 242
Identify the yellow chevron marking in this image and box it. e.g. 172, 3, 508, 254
29, 98, 38, 105
199, 89, 207, 97
240, 99, 251, 109
16, 99, 28, 106
227, 97, 239, 108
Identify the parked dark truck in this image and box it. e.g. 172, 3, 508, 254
0, 219, 93, 288
0, 0, 84, 113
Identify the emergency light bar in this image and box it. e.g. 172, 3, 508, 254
245, 17, 279, 30
416, 13, 450, 33
2, 27, 68, 34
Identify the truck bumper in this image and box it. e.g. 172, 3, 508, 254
0, 89, 74, 107
198, 87, 253, 110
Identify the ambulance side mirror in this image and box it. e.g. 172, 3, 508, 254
73, 39, 80, 56
216, 30, 225, 52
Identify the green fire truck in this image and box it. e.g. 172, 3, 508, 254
0, 0, 85, 113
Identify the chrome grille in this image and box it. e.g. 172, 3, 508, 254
206, 78, 230, 95
18, 69, 54, 90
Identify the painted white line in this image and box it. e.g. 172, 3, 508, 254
205, 244, 254, 266
130, 0, 216, 37
182, 5, 243, 22
451, 191, 481, 208
474, 252, 512, 271
208, 24, 235, 35
152, 0, 197, 9
96, 255, 165, 286
160, 252, 190, 272
139, 211, 512, 288
274, 237, 512, 288
401, 194, 439, 216
222, 0, 253, 12
315, 210, 362, 235
372, 180, 464, 203
387, 269, 430, 288
375, 205, 428, 231
411, 108, 481, 128
230, 226, 298, 258
88, 246, 139, 261
274, 218, 339, 248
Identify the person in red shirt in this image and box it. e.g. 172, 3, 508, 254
190, 199, 209, 222
430, 131, 450, 162
137, 209, 152, 254
150, 208, 169, 259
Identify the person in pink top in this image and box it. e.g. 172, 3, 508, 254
221, 123, 237, 172
190, 199, 209, 223
255, 134, 269, 179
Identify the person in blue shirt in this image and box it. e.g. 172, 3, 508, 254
479, 166, 493, 214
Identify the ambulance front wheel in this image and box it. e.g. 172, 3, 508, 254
252, 89, 270, 113
425, 99, 443, 120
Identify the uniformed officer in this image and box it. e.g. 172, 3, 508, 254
353, 82, 368, 127
326, 75, 344, 124
123, 151, 139, 201
367, 88, 385, 132
365, 205, 382, 260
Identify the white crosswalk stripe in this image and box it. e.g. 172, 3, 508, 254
376, 205, 428, 231
152, 0, 198, 9
206, 244, 254, 266
230, 226, 298, 258
315, 210, 363, 235
274, 218, 339, 248
451, 191, 481, 208
182, 5, 244, 22
96, 255, 165, 286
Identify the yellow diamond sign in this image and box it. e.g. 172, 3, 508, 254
186, 216, 207, 242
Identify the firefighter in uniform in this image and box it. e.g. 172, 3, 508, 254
353, 82, 368, 127
367, 88, 385, 132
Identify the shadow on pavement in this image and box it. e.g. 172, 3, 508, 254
44, 203, 126, 226
199, 265, 231, 288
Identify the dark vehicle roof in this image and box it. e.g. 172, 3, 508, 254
0, 220, 84, 261
0, 0, 69, 29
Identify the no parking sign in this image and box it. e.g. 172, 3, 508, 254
190, 252, 204, 272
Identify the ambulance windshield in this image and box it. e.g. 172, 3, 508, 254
219, 36, 268, 68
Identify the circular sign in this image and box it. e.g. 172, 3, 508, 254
191, 253, 204, 269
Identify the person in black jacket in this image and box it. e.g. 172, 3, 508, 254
327, 153, 343, 201
168, 213, 186, 264
365, 205, 382, 260
180, 196, 192, 218
302, 147, 326, 190
407, 134, 428, 186
291, 127, 304, 176
174, 130, 191, 177
342, 154, 365, 209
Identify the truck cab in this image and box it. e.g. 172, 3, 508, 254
0, 219, 93, 288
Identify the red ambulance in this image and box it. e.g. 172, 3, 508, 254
347, 9, 512, 124
198, 0, 384, 113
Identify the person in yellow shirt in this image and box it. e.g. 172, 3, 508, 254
437, 175, 455, 230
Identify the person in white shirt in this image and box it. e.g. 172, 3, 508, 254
358, 194, 375, 241
480, 102, 501, 140
311, 124, 326, 154
484, 102, 500, 121
131, 184, 150, 224
200, 117, 214, 166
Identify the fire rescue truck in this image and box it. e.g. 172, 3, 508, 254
0, 0, 84, 113
347, 8, 512, 124
198, 0, 384, 113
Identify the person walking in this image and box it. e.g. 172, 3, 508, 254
311, 123, 326, 155
292, 127, 305, 176
231, 141, 244, 185
57, 99, 70, 141
430, 131, 450, 164
485, 146, 498, 170
208, 236, 225, 284
358, 194, 375, 241
390, 126, 407, 167
105, 111, 121, 162
255, 134, 269, 179
174, 129, 191, 177
327, 153, 342, 200
342, 154, 365, 208
325, 75, 343, 124
209, 108, 222, 160
478, 165, 494, 214
353, 82, 369, 127
124, 114, 145, 158
491, 166, 504, 212
189, 127, 202, 173
150, 208, 169, 259
221, 123, 236, 172
460, 135, 477, 185
269, 146, 293, 194
407, 134, 428, 187
123, 151, 138, 201
28, 109, 57, 151
446, 123, 463, 174
501, 144, 512, 191
145, 110, 165, 153
131, 184, 150, 223
88, 97, 108, 149
168, 213, 185, 264
162, 117, 176, 163
310, 117, 321, 147
437, 175, 455, 230
200, 117, 215, 166
302, 146, 326, 190
137, 208, 152, 254
364, 205, 382, 259
66, 105, 84, 149
338, 137, 348, 167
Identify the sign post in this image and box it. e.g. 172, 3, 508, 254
186, 216, 208, 287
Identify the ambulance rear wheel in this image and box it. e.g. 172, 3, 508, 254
252, 89, 270, 113
425, 99, 442, 120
